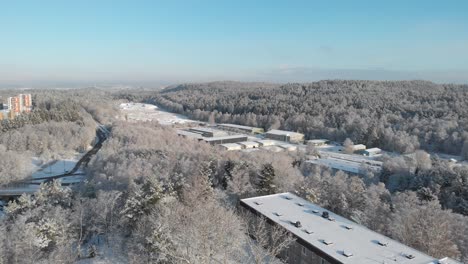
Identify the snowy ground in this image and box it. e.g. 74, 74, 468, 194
119, 102, 195, 125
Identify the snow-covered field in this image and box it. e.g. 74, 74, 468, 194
119, 102, 195, 125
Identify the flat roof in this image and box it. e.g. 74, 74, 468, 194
204, 135, 247, 142
219, 143, 242, 149
176, 130, 204, 139
241, 193, 458, 264
306, 158, 382, 174
218, 123, 261, 130
352, 144, 366, 149
238, 141, 260, 146
189, 127, 223, 133
266, 129, 304, 137
255, 139, 277, 145
365, 147, 382, 152
308, 139, 329, 144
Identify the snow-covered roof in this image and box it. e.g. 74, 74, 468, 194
238, 141, 260, 147
266, 129, 304, 137
255, 140, 277, 146
365, 147, 382, 153
308, 139, 329, 144
218, 123, 261, 131
219, 143, 242, 150
352, 144, 366, 150
306, 157, 382, 174
241, 193, 460, 264
204, 135, 248, 142
176, 130, 204, 139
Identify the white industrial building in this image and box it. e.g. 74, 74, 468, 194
265, 129, 305, 143
217, 123, 264, 134
361, 147, 382, 156
255, 139, 277, 147
307, 139, 329, 146
241, 193, 461, 264
238, 141, 260, 149
218, 143, 243, 151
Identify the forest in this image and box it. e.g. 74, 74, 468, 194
149, 80, 468, 156
0, 87, 467, 263
0, 89, 117, 184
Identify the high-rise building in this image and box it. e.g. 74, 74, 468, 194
7, 96, 21, 113
19, 94, 32, 112
5, 94, 33, 119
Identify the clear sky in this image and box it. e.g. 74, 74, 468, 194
1, 0, 468, 85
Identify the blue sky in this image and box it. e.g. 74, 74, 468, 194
1, 0, 468, 85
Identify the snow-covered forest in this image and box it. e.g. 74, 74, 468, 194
0, 87, 467, 263
149, 80, 468, 156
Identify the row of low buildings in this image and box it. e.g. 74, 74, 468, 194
241, 192, 461, 264
0, 94, 32, 120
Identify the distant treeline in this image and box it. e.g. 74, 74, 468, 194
142, 80, 468, 156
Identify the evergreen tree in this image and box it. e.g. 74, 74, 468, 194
257, 163, 277, 195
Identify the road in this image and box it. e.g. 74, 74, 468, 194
0, 125, 109, 198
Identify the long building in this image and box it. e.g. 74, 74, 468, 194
241, 193, 461, 264
203, 135, 248, 145
217, 123, 264, 134
265, 129, 305, 143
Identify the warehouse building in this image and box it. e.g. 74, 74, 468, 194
278, 144, 298, 152
307, 139, 329, 146
360, 147, 382, 157
218, 143, 243, 151
255, 139, 277, 147
265, 130, 305, 143
349, 144, 366, 152
188, 127, 227, 137
238, 141, 260, 149
204, 135, 248, 145
176, 130, 204, 140
240, 193, 461, 264
217, 123, 264, 134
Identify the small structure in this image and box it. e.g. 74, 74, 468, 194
255, 140, 277, 147
237, 141, 260, 149
351, 144, 366, 152
204, 135, 248, 145
176, 130, 204, 140
262, 145, 284, 152
265, 129, 304, 143
361, 147, 382, 156
307, 139, 329, 146
278, 144, 298, 152
217, 123, 264, 134
219, 143, 242, 151
188, 127, 226, 137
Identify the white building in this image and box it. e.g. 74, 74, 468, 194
265, 130, 305, 143
237, 141, 260, 149
218, 143, 242, 151
241, 193, 461, 264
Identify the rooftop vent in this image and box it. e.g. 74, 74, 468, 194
274, 212, 283, 216
405, 254, 415, 259
284, 196, 293, 200
297, 202, 305, 206
293, 221, 302, 228
322, 239, 333, 246
312, 209, 319, 214
254, 201, 263, 205
344, 225, 353, 230
322, 211, 329, 218
343, 250, 353, 257
328, 217, 336, 222
378, 241, 389, 247
304, 229, 313, 234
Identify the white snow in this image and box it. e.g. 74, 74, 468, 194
119, 102, 195, 125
